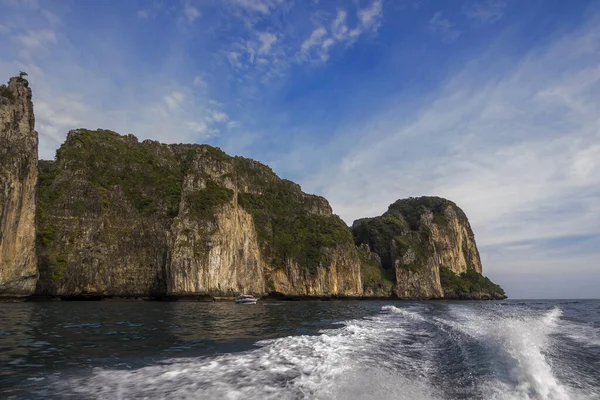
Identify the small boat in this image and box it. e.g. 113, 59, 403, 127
235, 295, 258, 304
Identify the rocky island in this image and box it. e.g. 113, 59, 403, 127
0, 75, 505, 300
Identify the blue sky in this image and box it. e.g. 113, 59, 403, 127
1, 0, 599, 299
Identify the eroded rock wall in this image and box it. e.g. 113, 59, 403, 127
36, 130, 362, 297
0, 77, 38, 296
353, 197, 503, 299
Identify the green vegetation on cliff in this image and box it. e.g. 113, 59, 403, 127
37, 129, 355, 284
353, 197, 469, 270
353, 196, 505, 298
440, 267, 505, 298
54, 129, 183, 217
357, 245, 395, 287
236, 170, 352, 274
388, 196, 467, 230
185, 180, 233, 221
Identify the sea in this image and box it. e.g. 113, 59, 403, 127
0, 299, 599, 400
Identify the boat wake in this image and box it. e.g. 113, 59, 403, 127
37, 303, 600, 400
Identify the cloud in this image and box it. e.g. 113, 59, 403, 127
464, 0, 507, 24
193, 74, 207, 89
300, 27, 328, 58
228, 0, 281, 15
357, 0, 383, 32
135, 2, 164, 20
258, 32, 277, 54
184, 1, 201, 23
206, 109, 229, 123
227, 51, 242, 68
227, 120, 241, 129
164, 91, 185, 111
428, 12, 461, 42
299, 0, 385, 63
331, 10, 348, 39
186, 121, 219, 137
15, 29, 56, 49
41, 9, 60, 26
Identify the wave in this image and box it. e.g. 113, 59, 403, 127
433, 305, 598, 400
44, 306, 438, 400
35, 304, 599, 400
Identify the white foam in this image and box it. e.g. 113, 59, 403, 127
381, 305, 427, 321
41, 304, 599, 400
559, 320, 600, 348
54, 307, 440, 400
435, 306, 587, 400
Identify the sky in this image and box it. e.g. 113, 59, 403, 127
1, 0, 599, 299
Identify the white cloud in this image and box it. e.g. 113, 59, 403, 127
186, 121, 208, 132
186, 121, 219, 137
227, 120, 241, 129
41, 9, 60, 26
331, 10, 348, 40
465, 0, 507, 24
207, 109, 229, 123
137, 9, 149, 19
258, 32, 277, 54
228, 0, 281, 15
358, 0, 383, 31
227, 51, 242, 68
15, 29, 56, 49
299, 0, 385, 63
164, 91, 185, 111
300, 27, 328, 57
193, 75, 207, 89
184, 2, 201, 23
35, 97, 86, 144
428, 12, 461, 42
322, 38, 335, 51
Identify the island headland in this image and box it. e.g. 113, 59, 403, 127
0, 75, 505, 301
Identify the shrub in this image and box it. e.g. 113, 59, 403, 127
0, 85, 14, 101
186, 180, 233, 221
439, 267, 505, 296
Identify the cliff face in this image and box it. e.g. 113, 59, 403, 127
0, 76, 38, 296
36, 129, 362, 297
352, 197, 505, 299
0, 75, 504, 300
36, 132, 178, 296
167, 146, 265, 296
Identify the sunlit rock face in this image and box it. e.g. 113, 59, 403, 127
353, 197, 504, 299
35, 130, 362, 297
0, 76, 38, 297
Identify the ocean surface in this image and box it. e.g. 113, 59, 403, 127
1, 299, 599, 400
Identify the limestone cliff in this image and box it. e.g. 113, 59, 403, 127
36, 132, 177, 296
352, 197, 505, 299
36, 129, 362, 297
0, 74, 504, 300
0, 76, 38, 296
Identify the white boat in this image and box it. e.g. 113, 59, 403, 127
235, 295, 258, 304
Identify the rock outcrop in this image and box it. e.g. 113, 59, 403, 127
352, 197, 505, 299
36, 129, 363, 297
0, 76, 38, 297
0, 74, 505, 300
